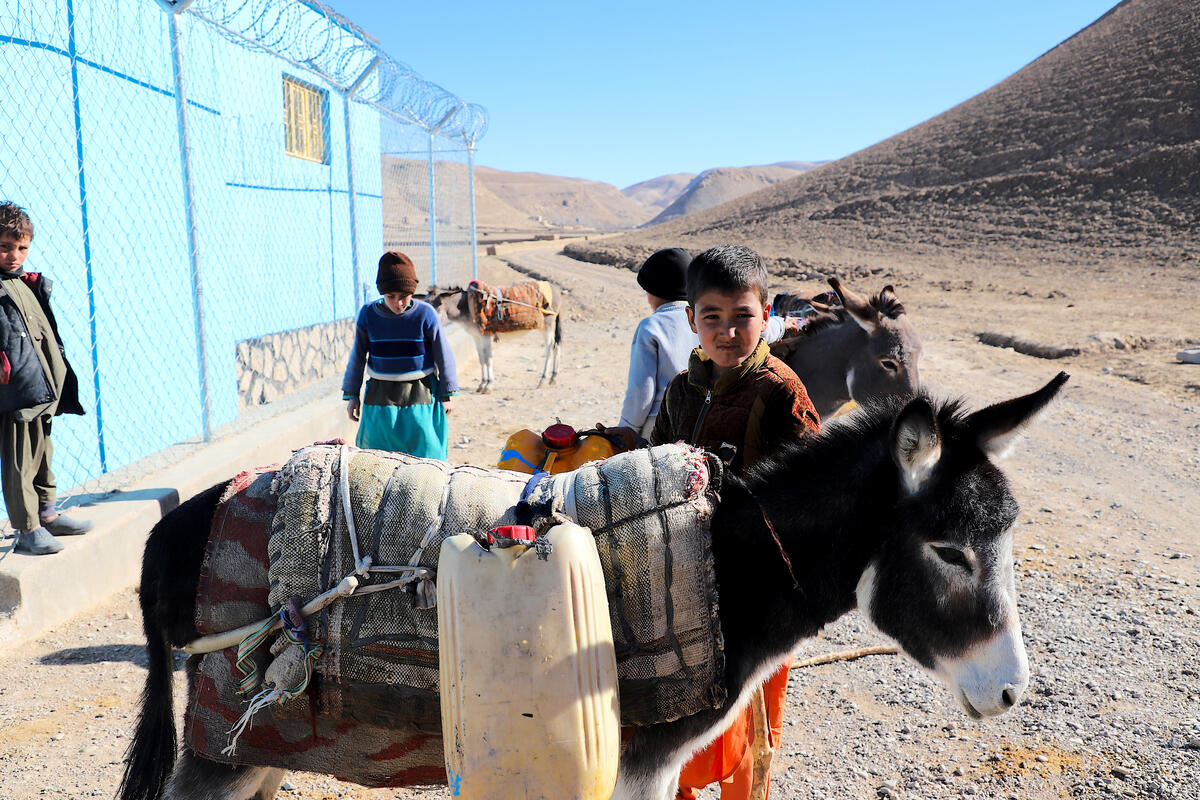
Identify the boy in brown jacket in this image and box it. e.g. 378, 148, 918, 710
650, 243, 819, 800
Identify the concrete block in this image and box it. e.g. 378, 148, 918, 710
0, 396, 355, 646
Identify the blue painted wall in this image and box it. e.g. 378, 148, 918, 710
0, 0, 384, 490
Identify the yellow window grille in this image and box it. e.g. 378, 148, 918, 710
283, 75, 327, 163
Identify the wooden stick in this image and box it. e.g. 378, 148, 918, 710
790, 645, 899, 670
182, 575, 359, 655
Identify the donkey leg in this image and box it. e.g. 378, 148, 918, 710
252, 768, 287, 800
550, 324, 561, 385
612, 761, 681, 800
164, 748, 280, 800
472, 334, 488, 393
536, 319, 555, 387
481, 336, 494, 393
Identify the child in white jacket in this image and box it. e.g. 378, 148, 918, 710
614, 247, 795, 447
616, 248, 697, 441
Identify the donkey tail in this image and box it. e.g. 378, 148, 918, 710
554, 308, 563, 345
119, 481, 225, 800
118, 586, 178, 800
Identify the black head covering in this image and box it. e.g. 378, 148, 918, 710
636, 247, 690, 302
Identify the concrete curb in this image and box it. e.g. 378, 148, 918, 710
0, 322, 477, 646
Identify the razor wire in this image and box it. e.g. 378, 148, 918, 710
0, 0, 487, 523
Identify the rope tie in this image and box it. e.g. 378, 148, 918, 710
749, 491, 802, 593
339, 445, 372, 577
223, 598, 325, 756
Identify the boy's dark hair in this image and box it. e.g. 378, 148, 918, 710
0, 202, 34, 241
687, 244, 768, 306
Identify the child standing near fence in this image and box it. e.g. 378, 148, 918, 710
342, 251, 459, 459
650, 243, 819, 800
0, 202, 92, 556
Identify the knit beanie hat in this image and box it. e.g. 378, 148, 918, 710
636, 247, 690, 302
377, 251, 419, 295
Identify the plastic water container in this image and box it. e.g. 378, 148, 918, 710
437, 523, 620, 799
497, 423, 616, 474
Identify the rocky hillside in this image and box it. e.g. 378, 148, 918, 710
568, 0, 1199, 272
645, 162, 821, 225
621, 173, 696, 211
472, 166, 653, 230
382, 156, 538, 234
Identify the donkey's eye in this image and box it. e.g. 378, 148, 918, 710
931, 543, 974, 572
880, 359, 900, 373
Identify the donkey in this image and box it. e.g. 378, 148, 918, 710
770, 277, 922, 418
427, 280, 563, 393
118, 373, 1067, 800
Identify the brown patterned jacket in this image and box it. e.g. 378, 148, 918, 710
650, 339, 820, 475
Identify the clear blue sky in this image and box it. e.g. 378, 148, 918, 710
325, 0, 1117, 189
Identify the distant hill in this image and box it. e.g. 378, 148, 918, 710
568, 0, 1199, 270
645, 163, 821, 226
382, 156, 538, 236
473, 166, 654, 230
381, 159, 828, 237
620, 173, 696, 211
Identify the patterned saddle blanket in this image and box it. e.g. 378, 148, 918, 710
466, 279, 553, 333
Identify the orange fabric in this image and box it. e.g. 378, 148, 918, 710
676, 659, 792, 800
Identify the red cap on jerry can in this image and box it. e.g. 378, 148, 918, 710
488, 525, 537, 545
542, 423, 577, 449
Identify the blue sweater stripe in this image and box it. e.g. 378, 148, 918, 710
342, 298, 460, 397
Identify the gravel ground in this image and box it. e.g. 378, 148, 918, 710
0, 244, 1196, 800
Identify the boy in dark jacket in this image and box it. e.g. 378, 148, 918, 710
0, 202, 90, 555
650, 243, 819, 800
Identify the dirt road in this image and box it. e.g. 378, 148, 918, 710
0, 244, 1196, 799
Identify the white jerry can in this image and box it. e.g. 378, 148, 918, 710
438, 522, 620, 800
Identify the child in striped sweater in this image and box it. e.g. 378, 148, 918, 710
342, 252, 459, 459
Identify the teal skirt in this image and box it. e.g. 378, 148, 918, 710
356, 375, 448, 460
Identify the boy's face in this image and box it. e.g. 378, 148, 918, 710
0, 233, 31, 272
687, 288, 770, 372
382, 292, 412, 314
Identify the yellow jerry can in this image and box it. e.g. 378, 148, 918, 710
497, 423, 616, 474
437, 523, 620, 800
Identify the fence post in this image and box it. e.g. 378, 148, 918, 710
164, 1, 214, 441
426, 131, 437, 285
65, 0, 108, 473
343, 55, 379, 310
468, 143, 478, 280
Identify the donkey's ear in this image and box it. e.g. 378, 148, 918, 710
829, 276, 879, 334
966, 372, 1069, 460
891, 397, 942, 494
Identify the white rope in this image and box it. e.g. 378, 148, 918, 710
340, 444, 372, 577
466, 284, 554, 315
222, 684, 278, 757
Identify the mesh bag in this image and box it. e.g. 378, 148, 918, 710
188, 442, 725, 785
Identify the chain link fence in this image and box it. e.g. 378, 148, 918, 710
0, 0, 487, 517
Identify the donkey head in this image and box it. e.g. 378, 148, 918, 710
426, 286, 467, 321
856, 372, 1068, 718
831, 276, 923, 409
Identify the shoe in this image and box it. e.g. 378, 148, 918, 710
40, 514, 94, 536
14, 527, 64, 555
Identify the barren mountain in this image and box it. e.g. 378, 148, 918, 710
621, 173, 696, 211
570, 0, 1199, 268
645, 162, 821, 226
473, 166, 654, 230
382, 156, 538, 236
